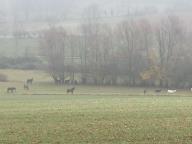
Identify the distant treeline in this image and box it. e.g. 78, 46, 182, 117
40, 15, 192, 88
0, 57, 42, 70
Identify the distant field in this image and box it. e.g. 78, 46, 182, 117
0, 69, 51, 82
0, 69, 192, 144
0, 38, 39, 57
0, 69, 191, 96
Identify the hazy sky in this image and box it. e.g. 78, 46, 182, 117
0, 0, 191, 21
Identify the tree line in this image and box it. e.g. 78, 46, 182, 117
40, 15, 192, 88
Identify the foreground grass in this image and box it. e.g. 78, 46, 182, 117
0, 70, 192, 143
0, 91, 192, 144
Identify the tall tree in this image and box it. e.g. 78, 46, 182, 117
41, 27, 67, 84
156, 16, 184, 87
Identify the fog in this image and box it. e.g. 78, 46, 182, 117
0, 0, 192, 22
0, 0, 192, 88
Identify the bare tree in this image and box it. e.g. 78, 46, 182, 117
156, 16, 184, 88
117, 20, 143, 86
41, 27, 67, 84
39, 12, 190, 88
81, 4, 103, 85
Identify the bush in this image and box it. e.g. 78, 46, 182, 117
0, 74, 8, 82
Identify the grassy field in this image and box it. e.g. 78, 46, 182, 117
0, 70, 192, 143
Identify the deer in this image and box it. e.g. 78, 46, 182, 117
26, 78, 33, 85
24, 84, 29, 90
155, 89, 162, 93
67, 87, 75, 94
7, 87, 16, 93
144, 89, 147, 95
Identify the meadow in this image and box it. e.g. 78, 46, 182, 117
0, 70, 192, 144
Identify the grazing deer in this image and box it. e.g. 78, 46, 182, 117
26, 78, 33, 85
155, 89, 162, 93
24, 84, 29, 90
7, 87, 16, 93
67, 87, 75, 94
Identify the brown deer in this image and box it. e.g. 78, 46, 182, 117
155, 89, 162, 93
24, 84, 29, 90
144, 89, 147, 95
67, 87, 75, 94
26, 78, 33, 85
7, 87, 16, 93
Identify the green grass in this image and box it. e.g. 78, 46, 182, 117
0, 84, 192, 144
0, 95, 192, 144
0, 70, 192, 143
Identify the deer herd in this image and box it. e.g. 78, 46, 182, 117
7, 78, 76, 94
7, 78, 33, 93
144, 89, 192, 95
5, 78, 192, 95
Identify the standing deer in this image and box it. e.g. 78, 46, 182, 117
24, 84, 29, 90
144, 89, 147, 95
7, 87, 16, 93
26, 78, 33, 85
155, 89, 162, 93
67, 87, 75, 94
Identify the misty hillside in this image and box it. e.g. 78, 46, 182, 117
0, 0, 192, 57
